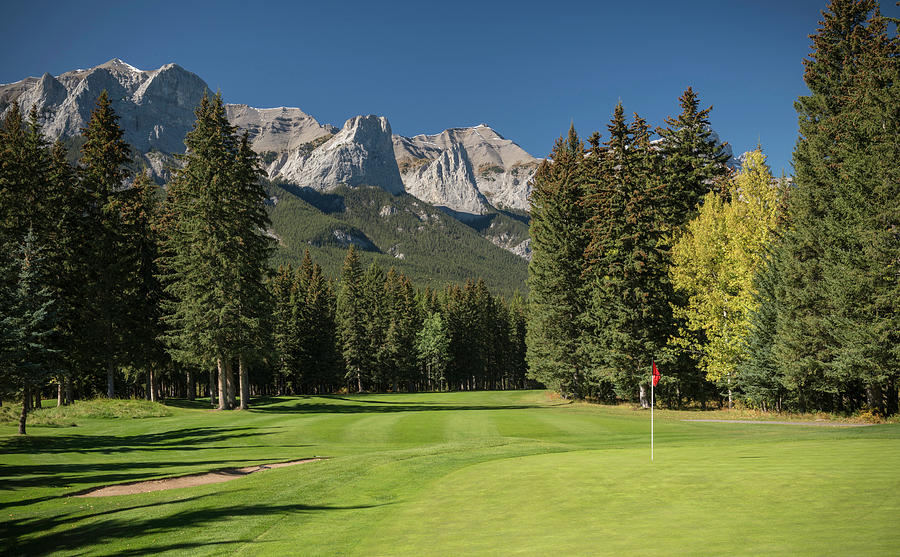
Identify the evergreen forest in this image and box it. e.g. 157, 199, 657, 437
527, 0, 899, 416
1, 0, 897, 438
0, 92, 530, 434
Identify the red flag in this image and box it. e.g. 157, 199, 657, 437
652, 361, 660, 387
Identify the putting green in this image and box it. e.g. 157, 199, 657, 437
362, 440, 900, 556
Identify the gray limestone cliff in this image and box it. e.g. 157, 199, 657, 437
268, 115, 405, 194
393, 124, 540, 215
225, 104, 336, 154
1, 59, 211, 163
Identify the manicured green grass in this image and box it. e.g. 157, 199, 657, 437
2, 391, 898, 555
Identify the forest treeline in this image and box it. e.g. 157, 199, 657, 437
0, 92, 529, 434
527, 0, 898, 416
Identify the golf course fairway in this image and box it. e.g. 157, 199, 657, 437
2, 391, 897, 555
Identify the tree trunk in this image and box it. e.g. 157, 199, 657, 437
239, 355, 250, 410
34, 388, 42, 410
886, 378, 898, 417
217, 357, 228, 410
106, 359, 115, 398
209, 367, 217, 407
57, 381, 63, 407
186, 368, 195, 401
866, 384, 884, 415
148, 368, 156, 402
639, 384, 650, 409
226, 359, 236, 409
19, 385, 29, 435
356, 368, 362, 393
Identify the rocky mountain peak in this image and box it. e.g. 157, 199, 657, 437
226, 104, 336, 154
0, 58, 211, 162
394, 124, 539, 214
269, 114, 405, 195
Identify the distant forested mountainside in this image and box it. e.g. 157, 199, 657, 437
266, 182, 529, 297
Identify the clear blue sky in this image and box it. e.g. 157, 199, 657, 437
2, 0, 897, 175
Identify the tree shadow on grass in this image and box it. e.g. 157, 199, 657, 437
161, 398, 216, 410
0, 426, 291, 455
0, 457, 307, 493
5, 493, 387, 556
250, 400, 544, 414
247, 393, 550, 415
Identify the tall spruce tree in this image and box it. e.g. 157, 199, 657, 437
0, 230, 58, 434
46, 140, 87, 404
581, 105, 671, 406
0, 102, 29, 249
770, 0, 899, 413
416, 312, 450, 391
79, 90, 133, 398
119, 170, 167, 401
657, 87, 732, 229
361, 262, 388, 389
160, 93, 271, 410
337, 246, 366, 392
303, 263, 341, 393
232, 132, 273, 409
738, 251, 789, 411
525, 125, 589, 398
270, 264, 298, 393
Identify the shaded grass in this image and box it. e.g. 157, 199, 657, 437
1, 390, 898, 555
0, 398, 172, 428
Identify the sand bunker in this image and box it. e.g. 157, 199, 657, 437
77, 458, 326, 497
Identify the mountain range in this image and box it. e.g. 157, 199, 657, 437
0, 59, 538, 216
0, 59, 535, 292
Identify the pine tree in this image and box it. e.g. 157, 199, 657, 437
525, 125, 589, 398
119, 170, 167, 401
336, 246, 366, 392
304, 263, 341, 393
657, 87, 732, 229
771, 0, 898, 413
160, 93, 271, 410
232, 131, 273, 409
738, 252, 789, 411
581, 105, 671, 406
0, 230, 58, 434
0, 101, 27, 250
79, 90, 133, 398
361, 262, 387, 389
292, 250, 314, 390
270, 264, 298, 393
416, 312, 450, 391
506, 293, 528, 389
46, 140, 87, 404
379, 268, 419, 391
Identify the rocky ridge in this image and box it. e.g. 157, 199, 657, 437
393, 125, 539, 215
267, 115, 404, 195
0, 59, 211, 177
225, 104, 336, 154
0, 59, 535, 219
0, 59, 542, 259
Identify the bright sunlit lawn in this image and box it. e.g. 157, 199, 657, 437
2, 390, 898, 556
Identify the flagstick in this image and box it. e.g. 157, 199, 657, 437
651, 370, 654, 462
